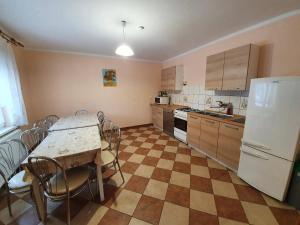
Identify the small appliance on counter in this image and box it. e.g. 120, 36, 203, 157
155, 91, 169, 104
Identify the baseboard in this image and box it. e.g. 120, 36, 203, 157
121, 123, 153, 130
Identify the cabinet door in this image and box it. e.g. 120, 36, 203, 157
200, 119, 219, 158
217, 123, 243, 170
223, 45, 250, 90
205, 52, 224, 90
152, 106, 163, 129
187, 114, 201, 148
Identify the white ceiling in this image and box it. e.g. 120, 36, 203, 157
0, 0, 300, 61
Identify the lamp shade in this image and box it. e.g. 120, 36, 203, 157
115, 44, 134, 56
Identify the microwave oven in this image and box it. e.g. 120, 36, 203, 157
155, 96, 169, 104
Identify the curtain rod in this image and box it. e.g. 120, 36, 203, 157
0, 30, 24, 47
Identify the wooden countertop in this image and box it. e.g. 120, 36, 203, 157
188, 111, 245, 128
150, 103, 186, 111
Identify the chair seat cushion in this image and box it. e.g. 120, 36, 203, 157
101, 151, 116, 166
8, 170, 32, 191
101, 140, 109, 150
49, 166, 90, 195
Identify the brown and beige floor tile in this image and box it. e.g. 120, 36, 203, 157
133, 195, 164, 225
151, 168, 172, 183
190, 175, 213, 194
170, 171, 190, 188
110, 189, 142, 215
189, 209, 219, 225
165, 184, 190, 207
190, 189, 217, 215
98, 209, 131, 225
143, 179, 168, 200
241, 201, 278, 225
134, 165, 155, 178
212, 179, 238, 199
191, 164, 210, 178
159, 202, 189, 225
125, 175, 149, 193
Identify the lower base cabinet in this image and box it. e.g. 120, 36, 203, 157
199, 118, 219, 158
217, 123, 244, 170
152, 106, 163, 129
187, 113, 244, 170
187, 114, 201, 148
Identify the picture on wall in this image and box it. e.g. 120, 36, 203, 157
102, 69, 117, 87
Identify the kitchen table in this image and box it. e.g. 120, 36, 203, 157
48, 113, 99, 131
22, 126, 104, 222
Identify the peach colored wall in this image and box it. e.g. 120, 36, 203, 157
163, 14, 300, 85
14, 49, 162, 128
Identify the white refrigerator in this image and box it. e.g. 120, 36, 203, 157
238, 76, 300, 201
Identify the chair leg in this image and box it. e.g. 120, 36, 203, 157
87, 179, 94, 201
116, 159, 125, 184
6, 185, 12, 216
66, 196, 71, 225
43, 195, 47, 224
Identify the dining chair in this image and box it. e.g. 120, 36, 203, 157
99, 119, 113, 150
0, 139, 32, 216
44, 115, 59, 129
21, 127, 42, 153
98, 124, 124, 184
27, 156, 94, 225
33, 119, 48, 141
75, 109, 88, 116
97, 111, 104, 124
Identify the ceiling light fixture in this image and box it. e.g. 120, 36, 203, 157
115, 20, 134, 57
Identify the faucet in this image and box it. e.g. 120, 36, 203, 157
210, 101, 233, 115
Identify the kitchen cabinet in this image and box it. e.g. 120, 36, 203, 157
223, 44, 260, 90
204, 44, 259, 91
187, 114, 201, 148
161, 65, 184, 91
217, 123, 243, 170
205, 52, 224, 90
152, 105, 163, 129
199, 118, 219, 158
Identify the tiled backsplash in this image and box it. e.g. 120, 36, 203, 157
170, 85, 249, 116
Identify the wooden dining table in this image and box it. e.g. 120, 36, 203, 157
22, 114, 104, 222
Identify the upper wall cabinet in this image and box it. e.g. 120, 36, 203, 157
223, 44, 260, 90
205, 52, 225, 90
205, 44, 260, 91
161, 65, 184, 91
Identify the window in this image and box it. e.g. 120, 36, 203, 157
0, 38, 27, 129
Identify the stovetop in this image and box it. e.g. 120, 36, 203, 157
176, 107, 203, 113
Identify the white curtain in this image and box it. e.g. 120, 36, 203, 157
0, 39, 27, 127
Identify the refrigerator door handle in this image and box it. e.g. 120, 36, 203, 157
242, 139, 271, 151
241, 148, 269, 160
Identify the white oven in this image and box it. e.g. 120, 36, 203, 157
174, 108, 189, 143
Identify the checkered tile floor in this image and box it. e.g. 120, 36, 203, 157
0, 125, 299, 225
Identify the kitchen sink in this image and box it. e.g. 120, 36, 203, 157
209, 113, 233, 119
231, 117, 246, 124
195, 111, 233, 119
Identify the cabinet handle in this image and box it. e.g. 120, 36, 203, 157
224, 124, 239, 130
204, 120, 215, 124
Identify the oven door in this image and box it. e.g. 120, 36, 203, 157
174, 117, 187, 132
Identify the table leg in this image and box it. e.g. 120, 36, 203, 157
96, 164, 105, 202
32, 177, 45, 221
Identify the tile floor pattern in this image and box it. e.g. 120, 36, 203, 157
1, 125, 300, 225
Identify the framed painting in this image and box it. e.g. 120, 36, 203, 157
102, 69, 117, 87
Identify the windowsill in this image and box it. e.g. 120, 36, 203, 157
0, 126, 18, 138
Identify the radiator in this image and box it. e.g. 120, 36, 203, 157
0, 128, 22, 188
